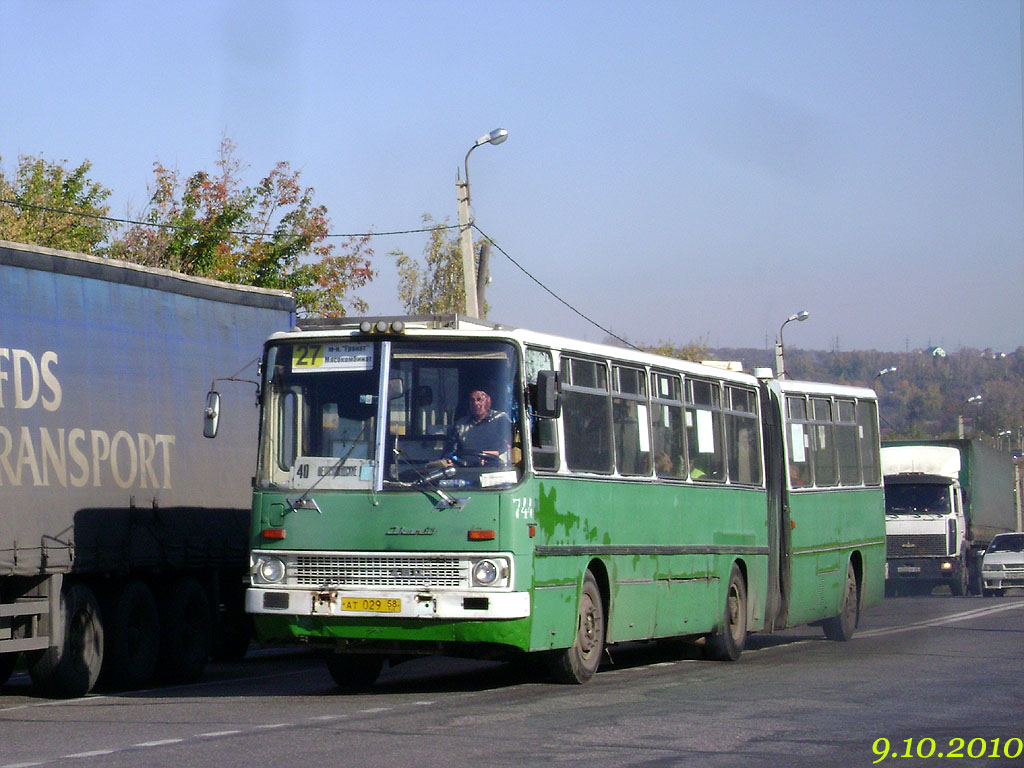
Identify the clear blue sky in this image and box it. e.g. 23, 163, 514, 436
2, 0, 1022, 353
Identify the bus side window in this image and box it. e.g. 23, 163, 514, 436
526, 347, 559, 470
811, 397, 837, 486
612, 365, 650, 476
857, 400, 881, 485
835, 399, 860, 485
725, 386, 762, 486
651, 371, 686, 479
685, 378, 724, 482
561, 357, 613, 473
787, 395, 812, 487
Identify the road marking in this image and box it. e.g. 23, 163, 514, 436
132, 739, 183, 748
63, 751, 115, 759
197, 730, 243, 737
859, 600, 1024, 638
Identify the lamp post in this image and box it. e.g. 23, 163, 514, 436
774, 310, 809, 379
872, 366, 898, 388
957, 394, 982, 439
457, 128, 507, 318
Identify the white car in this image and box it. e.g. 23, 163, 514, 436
980, 532, 1024, 596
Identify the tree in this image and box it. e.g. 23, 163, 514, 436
107, 138, 374, 316
0, 155, 114, 252
394, 215, 487, 316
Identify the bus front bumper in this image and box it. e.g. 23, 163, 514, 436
246, 587, 531, 620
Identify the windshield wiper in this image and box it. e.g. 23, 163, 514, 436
391, 448, 464, 509
286, 422, 368, 515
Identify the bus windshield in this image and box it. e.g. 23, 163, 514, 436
258, 338, 522, 491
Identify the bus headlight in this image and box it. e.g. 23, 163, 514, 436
470, 557, 509, 587
257, 556, 287, 584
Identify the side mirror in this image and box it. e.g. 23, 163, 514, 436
203, 390, 221, 438
533, 370, 561, 419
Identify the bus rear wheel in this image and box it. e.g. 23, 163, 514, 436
823, 560, 859, 641
706, 563, 747, 661
547, 569, 605, 684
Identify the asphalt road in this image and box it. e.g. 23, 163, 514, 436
2, 593, 1022, 768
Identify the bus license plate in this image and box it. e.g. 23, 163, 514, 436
341, 597, 401, 613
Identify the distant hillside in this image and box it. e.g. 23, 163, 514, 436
706, 345, 1024, 443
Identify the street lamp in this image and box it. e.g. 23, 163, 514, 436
457, 128, 508, 318
958, 394, 982, 439
774, 310, 809, 379
872, 366, 898, 388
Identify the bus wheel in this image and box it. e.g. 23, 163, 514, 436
157, 578, 212, 684
326, 653, 383, 689
706, 563, 747, 661
547, 569, 605, 684
0, 652, 18, 686
100, 580, 160, 689
29, 583, 104, 697
823, 560, 859, 641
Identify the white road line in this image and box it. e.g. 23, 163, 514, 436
63, 751, 115, 759
859, 600, 1024, 638
197, 730, 243, 737
132, 739, 183, 748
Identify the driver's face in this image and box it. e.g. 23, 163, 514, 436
468, 390, 491, 422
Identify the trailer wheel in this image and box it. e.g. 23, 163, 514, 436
100, 580, 160, 690
546, 569, 606, 683
0, 652, 18, 686
157, 579, 212, 684
706, 563, 747, 661
823, 560, 859, 641
29, 583, 104, 697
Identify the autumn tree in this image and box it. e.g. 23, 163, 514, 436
108, 138, 374, 316
0, 155, 114, 252
394, 215, 489, 316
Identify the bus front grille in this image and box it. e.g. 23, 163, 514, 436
293, 555, 465, 588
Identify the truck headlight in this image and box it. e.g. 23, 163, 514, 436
257, 556, 286, 584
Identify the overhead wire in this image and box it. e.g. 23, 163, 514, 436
0, 196, 636, 348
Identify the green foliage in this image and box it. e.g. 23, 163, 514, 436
393, 216, 490, 316
642, 337, 711, 363
394, 216, 466, 315
107, 138, 373, 316
0, 155, 114, 252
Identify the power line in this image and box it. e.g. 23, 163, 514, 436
0, 197, 458, 239
471, 223, 640, 350
0, 196, 636, 348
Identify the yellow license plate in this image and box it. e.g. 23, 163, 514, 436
341, 596, 401, 613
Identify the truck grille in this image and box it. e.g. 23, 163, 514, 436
887, 534, 948, 558
294, 554, 465, 588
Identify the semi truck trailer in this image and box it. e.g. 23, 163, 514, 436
0, 240, 294, 696
882, 439, 1017, 596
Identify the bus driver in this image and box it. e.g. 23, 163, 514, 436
444, 388, 512, 466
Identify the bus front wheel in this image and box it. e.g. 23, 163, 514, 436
326, 653, 383, 689
547, 569, 605, 684
706, 563, 747, 661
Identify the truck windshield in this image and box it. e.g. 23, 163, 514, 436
884, 484, 950, 515
258, 338, 522, 491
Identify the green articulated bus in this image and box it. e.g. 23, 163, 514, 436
207, 315, 885, 686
